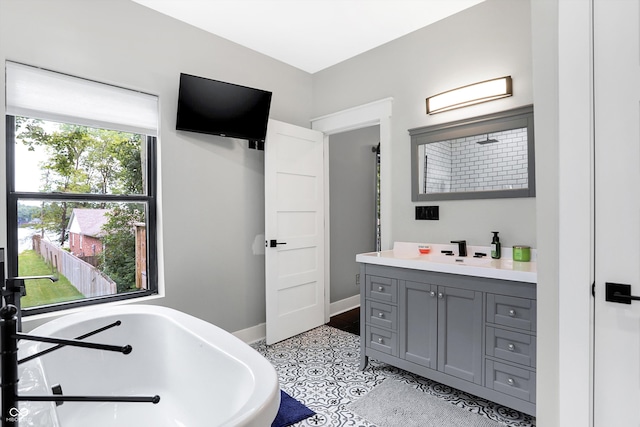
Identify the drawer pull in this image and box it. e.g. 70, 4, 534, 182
378, 312, 384, 318
430, 291, 436, 297
507, 378, 515, 386
378, 286, 384, 292
378, 338, 384, 344
508, 309, 516, 317
508, 343, 515, 352
438, 292, 444, 299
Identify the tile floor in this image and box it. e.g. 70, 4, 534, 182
251, 324, 536, 427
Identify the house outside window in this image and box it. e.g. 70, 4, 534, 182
5, 61, 159, 315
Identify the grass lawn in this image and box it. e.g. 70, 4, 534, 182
19, 250, 85, 308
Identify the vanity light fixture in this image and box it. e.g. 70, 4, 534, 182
426, 76, 513, 114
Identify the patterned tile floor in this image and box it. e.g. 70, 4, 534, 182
251, 325, 536, 427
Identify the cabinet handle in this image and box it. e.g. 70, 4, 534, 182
430, 291, 436, 297
438, 292, 444, 299
507, 378, 515, 386
508, 309, 516, 317
378, 286, 384, 292
508, 343, 515, 352
378, 337, 384, 344
378, 312, 384, 318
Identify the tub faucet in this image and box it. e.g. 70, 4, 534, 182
451, 240, 467, 257
2, 275, 58, 332
4, 275, 58, 300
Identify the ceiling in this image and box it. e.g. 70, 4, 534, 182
131, 0, 485, 74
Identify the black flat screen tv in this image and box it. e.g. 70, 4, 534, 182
176, 73, 272, 142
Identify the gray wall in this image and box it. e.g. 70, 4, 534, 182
329, 126, 379, 303
312, 0, 535, 250
0, 0, 313, 332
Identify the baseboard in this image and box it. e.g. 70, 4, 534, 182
233, 295, 360, 344
233, 322, 266, 344
330, 294, 360, 317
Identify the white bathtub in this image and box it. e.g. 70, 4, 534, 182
16, 305, 280, 426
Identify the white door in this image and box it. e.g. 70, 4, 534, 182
594, 0, 640, 424
265, 119, 325, 345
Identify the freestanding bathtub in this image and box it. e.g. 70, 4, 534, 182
15, 305, 280, 426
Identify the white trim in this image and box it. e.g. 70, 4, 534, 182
330, 295, 360, 317
234, 295, 361, 345
558, 1, 594, 426
322, 134, 332, 324
311, 98, 393, 323
311, 97, 393, 135
233, 322, 266, 344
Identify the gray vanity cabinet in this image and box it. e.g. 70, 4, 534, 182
399, 282, 482, 384
359, 263, 536, 416
436, 286, 483, 385
399, 281, 438, 369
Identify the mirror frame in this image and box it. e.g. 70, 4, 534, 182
410, 105, 535, 201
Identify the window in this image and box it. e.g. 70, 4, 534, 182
5, 62, 159, 315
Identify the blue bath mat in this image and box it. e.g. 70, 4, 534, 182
271, 390, 315, 427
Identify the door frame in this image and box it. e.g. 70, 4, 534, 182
558, 2, 594, 427
311, 97, 393, 322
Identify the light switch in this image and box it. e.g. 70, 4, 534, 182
415, 206, 439, 220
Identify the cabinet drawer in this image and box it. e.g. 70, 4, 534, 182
485, 360, 536, 403
366, 276, 397, 304
486, 327, 536, 368
366, 300, 397, 331
487, 294, 536, 332
365, 325, 398, 356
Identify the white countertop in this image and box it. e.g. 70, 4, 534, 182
356, 242, 537, 284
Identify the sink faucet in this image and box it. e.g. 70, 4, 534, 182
450, 240, 467, 257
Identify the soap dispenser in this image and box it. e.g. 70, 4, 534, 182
491, 232, 501, 259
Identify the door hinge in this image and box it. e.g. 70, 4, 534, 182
592, 282, 595, 297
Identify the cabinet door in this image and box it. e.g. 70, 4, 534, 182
437, 286, 483, 384
399, 281, 438, 369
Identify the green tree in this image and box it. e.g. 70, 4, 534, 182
17, 120, 143, 238
100, 204, 144, 293
17, 203, 41, 224
16, 118, 145, 293
18, 121, 93, 243
85, 129, 143, 195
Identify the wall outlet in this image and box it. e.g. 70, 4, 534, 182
356, 273, 360, 286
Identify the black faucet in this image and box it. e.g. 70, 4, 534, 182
3, 275, 58, 332
451, 240, 467, 257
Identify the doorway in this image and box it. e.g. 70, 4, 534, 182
328, 126, 380, 314
311, 97, 393, 322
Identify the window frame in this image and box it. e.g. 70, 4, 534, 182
5, 115, 158, 316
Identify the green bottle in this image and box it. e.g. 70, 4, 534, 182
491, 232, 501, 259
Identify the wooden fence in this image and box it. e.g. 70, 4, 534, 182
33, 236, 117, 298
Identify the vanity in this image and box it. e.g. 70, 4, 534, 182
357, 242, 537, 416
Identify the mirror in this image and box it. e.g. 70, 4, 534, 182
410, 105, 535, 201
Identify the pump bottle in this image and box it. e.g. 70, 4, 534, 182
491, 232, 501, 259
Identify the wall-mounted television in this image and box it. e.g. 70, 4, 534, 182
176, 73, 272, 142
